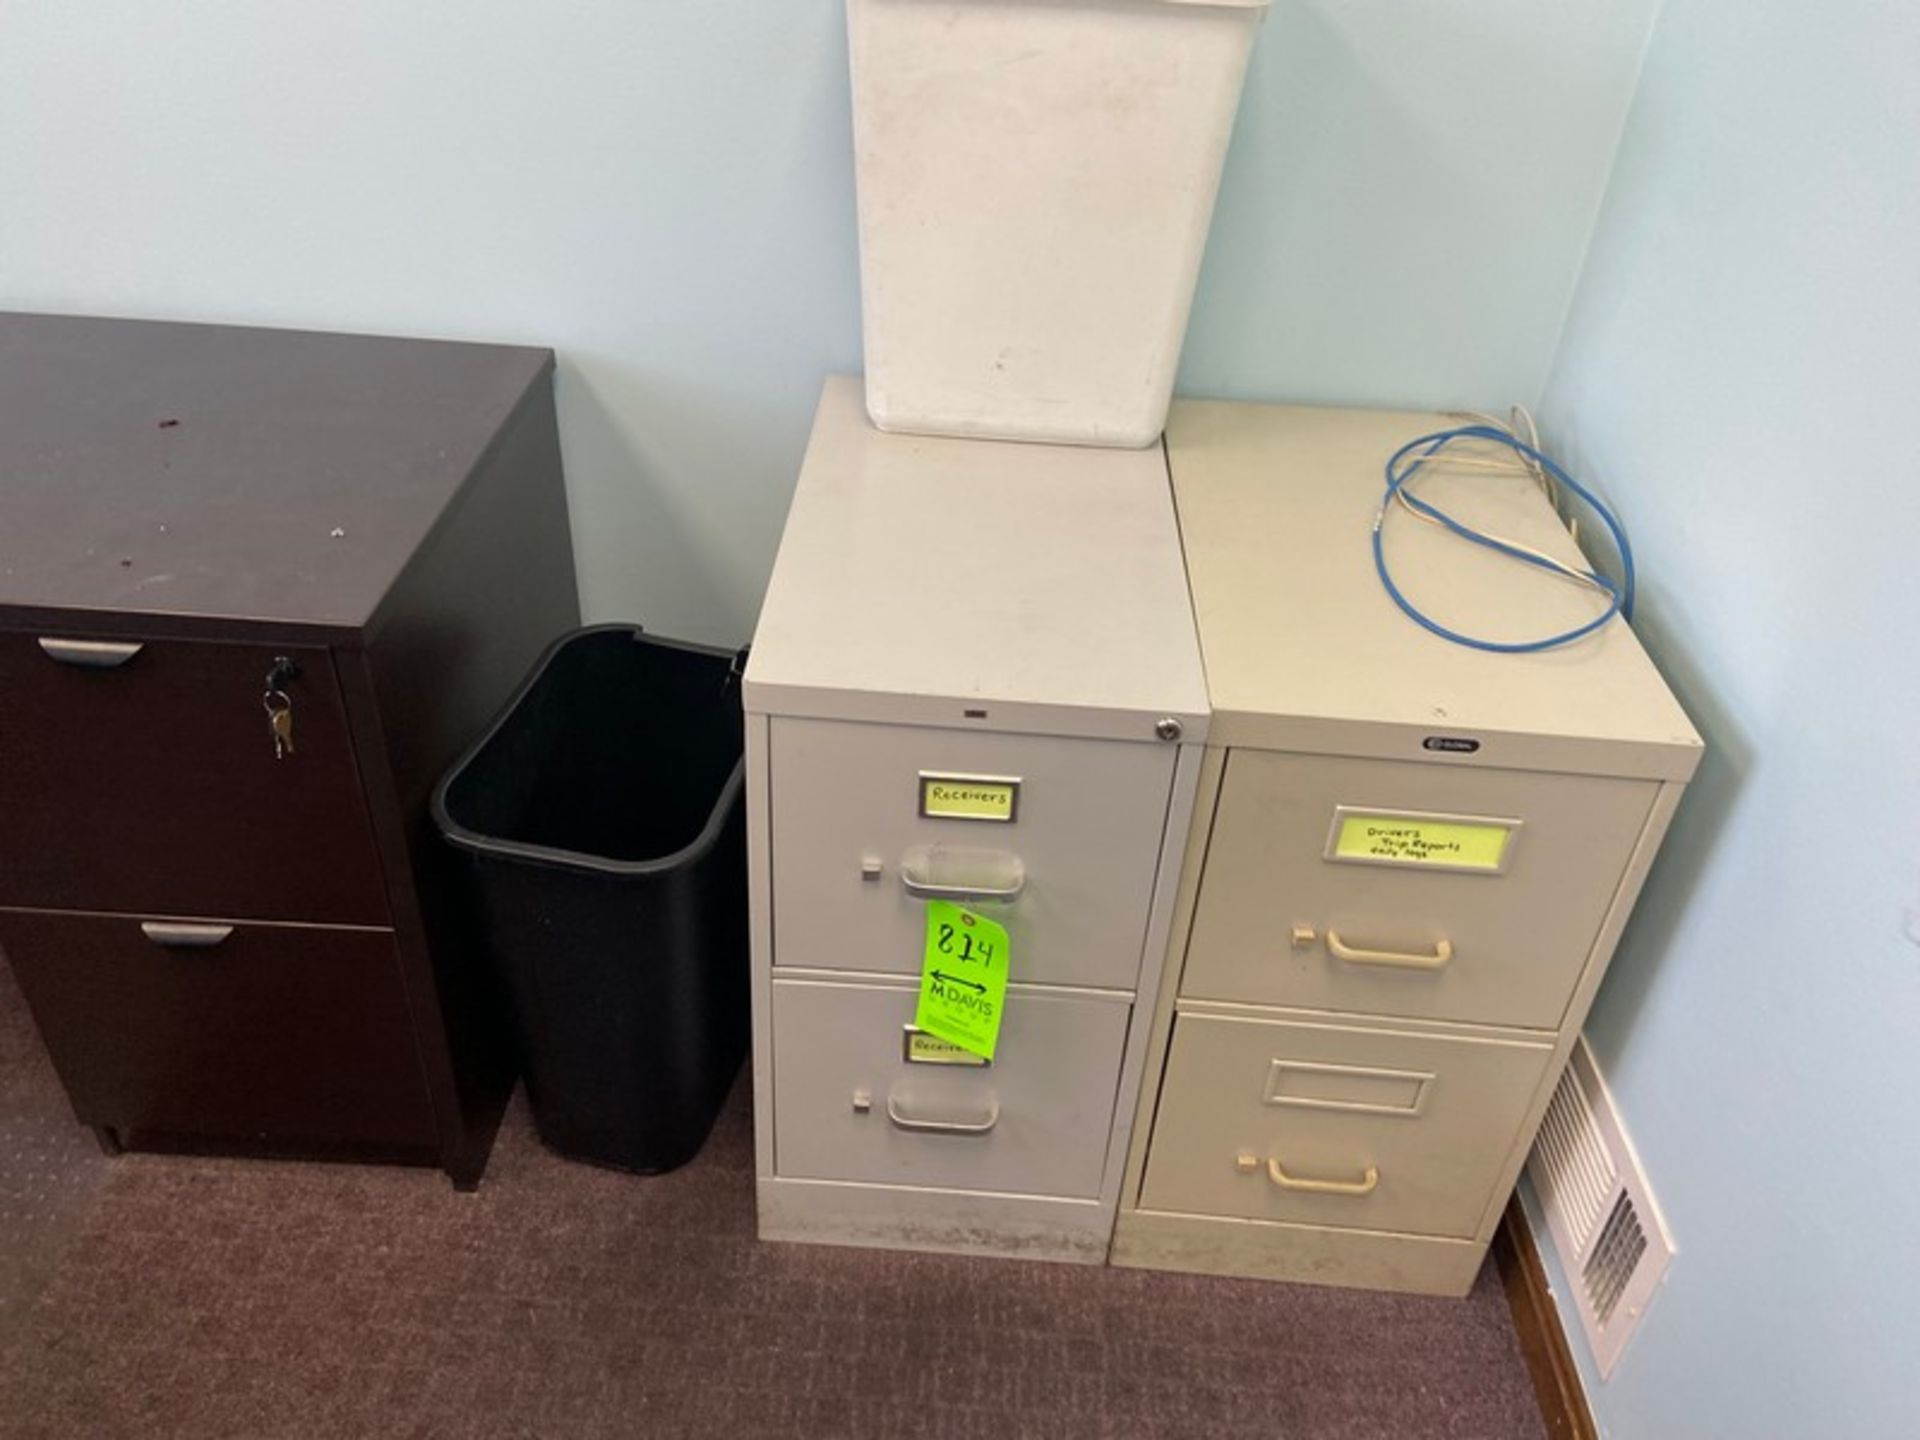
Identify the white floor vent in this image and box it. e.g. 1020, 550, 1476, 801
1527, 1037, 1673, 1377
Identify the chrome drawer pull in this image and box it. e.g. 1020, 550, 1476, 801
1325, 929, 1453, 971
140, 921, 235, 948
1265, 1155, 1379, 1197
885, 1094, 1000, 1135
37, 637, 145, 669
898, 850, 1026, 905
901, 871, 1025, 904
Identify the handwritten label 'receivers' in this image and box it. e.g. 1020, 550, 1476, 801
920, 775, 1019, 823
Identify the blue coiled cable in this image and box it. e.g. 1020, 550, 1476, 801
1372, 424, 1635, 654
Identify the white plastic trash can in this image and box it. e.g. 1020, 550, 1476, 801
848, 0, 1269, 449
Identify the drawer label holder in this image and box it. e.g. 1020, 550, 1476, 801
919, 772, 1020, 823
1326, 807, 1520, 874
914, 900, 1010, 1061
902, 1027, 990, 1067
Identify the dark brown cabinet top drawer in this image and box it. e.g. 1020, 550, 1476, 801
0, 630, 390, 924
0, 906, 438, 1152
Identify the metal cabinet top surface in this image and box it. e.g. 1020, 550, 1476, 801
746, 377, 1208, 742
0, 312, 552, 635
1166, 400, 1702, 780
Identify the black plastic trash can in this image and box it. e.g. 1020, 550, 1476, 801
432, 625, 749, 1174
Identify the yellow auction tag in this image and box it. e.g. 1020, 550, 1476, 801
914, 901, 1010, 1061
1331, 811, 1515, 872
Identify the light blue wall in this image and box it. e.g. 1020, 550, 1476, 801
1531, 1, 1920, 1434
1185, 0, 1656, 410
0, 0, 1653, 643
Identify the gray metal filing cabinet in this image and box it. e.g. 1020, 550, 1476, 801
743, 377, 1208, 1262
1111, 402, 1702, 1295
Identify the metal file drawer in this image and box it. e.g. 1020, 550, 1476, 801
1182, 751, 1659, 1030
768, 717, 1177, 990
771, 975, 1131, 1199
1141, 1012, 1552, 1238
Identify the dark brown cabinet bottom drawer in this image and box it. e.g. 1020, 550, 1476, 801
0, 907, 439, 1155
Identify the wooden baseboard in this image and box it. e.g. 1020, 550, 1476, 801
1493, 1195, 1598, 1440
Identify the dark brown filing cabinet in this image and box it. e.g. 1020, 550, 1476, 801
0, 313, 579, 1187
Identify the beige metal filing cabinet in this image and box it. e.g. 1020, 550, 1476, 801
743, 377, 1209, 1262
1111, 402, 1702, 1296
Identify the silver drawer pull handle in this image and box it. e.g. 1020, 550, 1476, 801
38, 637, 146, 669
900, 871, 1025, 904
140, 921, 235, 948
898, 851, 1025, 905
885, 1094, 999, 1135
1266, 1155, 1379, 1197
1325, 929, 1453, 971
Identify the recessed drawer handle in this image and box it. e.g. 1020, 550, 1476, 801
899, 857, 1026, 905
885, 1094, 1000, 1135
140, 921, 235, 948
37, 637, 145, 669
1325, 929, 1453, 971
1265, 1154, 1379, 1197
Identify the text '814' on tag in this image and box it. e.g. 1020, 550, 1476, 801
915, 901, 1010, 1061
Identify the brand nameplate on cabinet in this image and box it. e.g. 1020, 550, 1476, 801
1326, 807, 1519, 874
919, 772, 1020, 823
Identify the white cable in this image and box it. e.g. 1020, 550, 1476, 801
1394, 410, 1606, 595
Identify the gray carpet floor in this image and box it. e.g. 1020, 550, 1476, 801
0, 965, 1545, 1439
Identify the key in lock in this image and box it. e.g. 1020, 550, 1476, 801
263, 689, 295, 759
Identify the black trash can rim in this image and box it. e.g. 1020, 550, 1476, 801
430, 624, 747, 879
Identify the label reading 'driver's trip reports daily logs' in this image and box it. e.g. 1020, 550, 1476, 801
1329, 810, 1517, 873
915, 901, 1010, 1061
